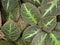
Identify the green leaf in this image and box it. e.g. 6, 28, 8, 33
41, 16, 56, 32
41, 0, 59, 18
0, 40, 14, 45
55, 22, 60, 31
50, 33, 60, 45
1, 0, 18, 12
15, 38, 25, 45
22, 0, 41, 6
31, 31, 47, 45
21, 3, 41, 25
10, 6, 20, 22
22, 25, 40, 43
2, 19, 21, 41
45, 35, 54, 45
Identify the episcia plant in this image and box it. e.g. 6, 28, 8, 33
0, 0, 60, 45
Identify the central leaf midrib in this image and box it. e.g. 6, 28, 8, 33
9, 23, 12, 38
24, 4, 37, 24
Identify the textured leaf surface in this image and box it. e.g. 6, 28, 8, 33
2, 19, 21, 41
22, 0, 41, 6
55, 22, 60, 31
16, 38, 25, 45
22, 25, 40, 43
41, 16, 56, 32
10, 6, 20, 22
41, 0, 59, 18
0, 40, 14, 45
45, 35, 54, 45
50, 33, 60, 45
21, 3, 41, 25
1, 0, 18, 12
31, 31, 47, 45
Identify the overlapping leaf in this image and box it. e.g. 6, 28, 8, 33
1, 0, 18, 12
22, 0, 41, 6
15, 38, 25, 45
21, 3, 41, 25
45, 35, 54, 45
55, 22, 60, 31
41, 16, 56, 32
50, 33, 60, 45
31, 31, 47, 45
41, 0, 59, 18
10, 6, 20, 22
22, 25, 40, 43
2, 19, 21, 41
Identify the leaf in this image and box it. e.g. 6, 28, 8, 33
22, 25, 40, 43
10, 5, 20, 22
31, 31, 47, 45
0, 40, 14, 45
41, 16, 56, 33
2, 19, 21, 41
50, 33, 60, 45
21, 3, 41, 25
15, 38, 25, 45
1, 0, 18, 12
55, 22, 60, 31
45, 35, 54, 45
41, 0, 59, 18
22, 0, 41, 6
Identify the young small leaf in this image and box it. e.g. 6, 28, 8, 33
2, 19, 21, 41
41, 16, 56, 33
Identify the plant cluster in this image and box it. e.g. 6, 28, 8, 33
0, 0, 60, 45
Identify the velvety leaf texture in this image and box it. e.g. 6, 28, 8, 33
45, 35, 54, 45
55, 22, 60, 31
15, 38, 25, 45
10, 6, 20, 22
31, 31, 47, 45
22, 0, 41, 6
1, 0, 18, 12
21, 3, 41, 25
2, 19, 21, 41
22, 25, 40, 43
41, 0, 59, 17
42, 16, 56, 32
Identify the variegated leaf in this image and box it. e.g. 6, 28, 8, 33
41, 0, 59, 18
15, 38, 25, 45
1, 0, 18, 12
41, 16, 56, 33
22, 25, 40, 43
21, 3, 41, 25
2, 19, 21, 41
45, 35, 54, 45
31, 31, 47, 45
50, 33, 60, 45
10, 6, 20, 22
